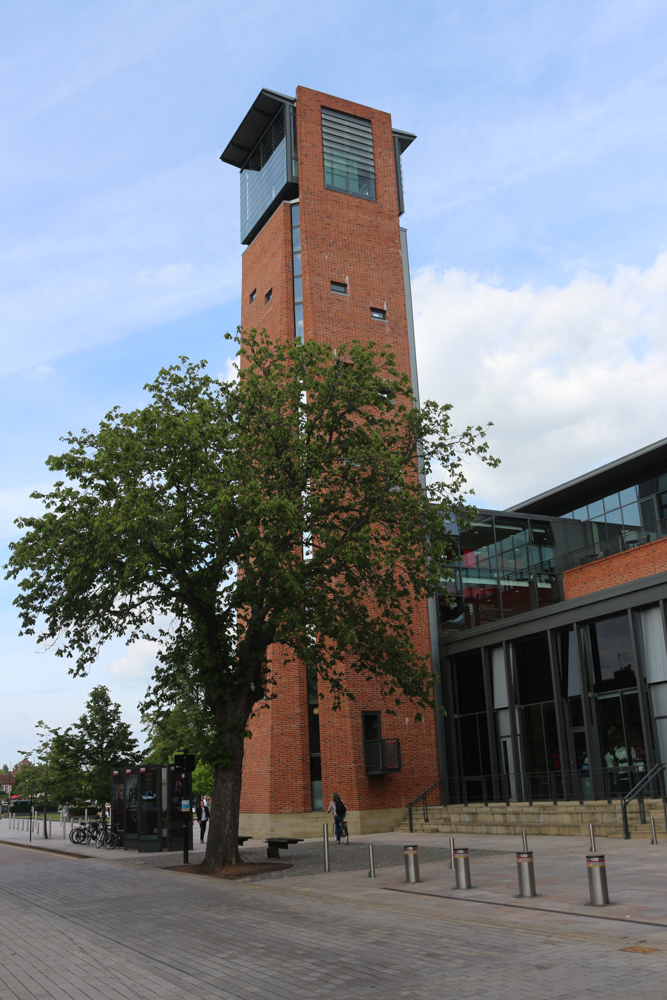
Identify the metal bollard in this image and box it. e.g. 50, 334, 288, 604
368, 844, 376, 878
49, 820, 52, 837
516, 851, 537, 897
586, 854, 610, 906
589, 822, 596, 853
521, 829, 528, 852
650, 816, 658, 844
449, 836, 455, 870
453, 848, 472, 890
323, 822, 330, 873
404, 844, 420, 884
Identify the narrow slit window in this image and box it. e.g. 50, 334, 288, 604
331, 281, 347, 295
370, 306, 386, 321
249, 289, 257, 303
265, 288, 273, 303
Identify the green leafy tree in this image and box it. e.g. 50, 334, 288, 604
16, 689, 138, 812
73, 685, 141, 804
6, 330, 497, 869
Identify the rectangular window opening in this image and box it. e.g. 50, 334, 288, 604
331, 281, 348, 295
370, 307, 386, 321
265, 288, 273, 303
249, 289, 256, 303
363, 712, 381, 743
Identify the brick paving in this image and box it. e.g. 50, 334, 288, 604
1, 834, 667, 999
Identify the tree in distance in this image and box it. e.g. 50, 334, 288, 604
17, 685, 140, 811
6, 330, 498, 869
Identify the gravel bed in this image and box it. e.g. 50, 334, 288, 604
113, 841, 508, 881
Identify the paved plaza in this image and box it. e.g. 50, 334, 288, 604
1, 822, 667, 999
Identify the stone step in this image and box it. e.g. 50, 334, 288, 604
395, 800, 666, 838
395, 821, 656, 839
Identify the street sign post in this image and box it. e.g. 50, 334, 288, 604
175, 750, 195, 865
181, 798, 190, 864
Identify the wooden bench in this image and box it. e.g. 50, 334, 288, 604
238, 835, 252, 846
265, 837, 304, 859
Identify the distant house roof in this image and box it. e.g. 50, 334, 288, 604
508, 436, 667, 517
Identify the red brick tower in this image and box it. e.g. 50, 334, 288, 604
221, 87, 440, 836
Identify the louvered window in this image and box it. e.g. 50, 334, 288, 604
321, 108, 375, 201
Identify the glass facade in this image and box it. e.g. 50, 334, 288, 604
440, 513, 570, 635
445, 609, 664, 804
321, 107, 375, 200
306, 663, 322, 810
562, 469, 667, 541
240, 105, 297, 245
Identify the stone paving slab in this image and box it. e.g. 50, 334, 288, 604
1, 832, 667, 999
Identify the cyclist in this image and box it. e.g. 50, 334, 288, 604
326, 792, 347, 843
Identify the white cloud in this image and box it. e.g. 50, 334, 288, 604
108, 640, 157, 685
413, 252, 667, 509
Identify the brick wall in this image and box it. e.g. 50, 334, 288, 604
238, 86, 439, 820
241, 201, 293, 341
563, 536, 667, 599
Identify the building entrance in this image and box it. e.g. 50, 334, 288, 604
596, 690, 645, 794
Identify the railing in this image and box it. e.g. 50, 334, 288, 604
407, 764, 666, 833
620, 762, 667, 839
364, 738, 401, 775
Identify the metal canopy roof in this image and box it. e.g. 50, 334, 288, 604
508, 436, 667, 516
392, 129, 417, 153
220, 88, 295, 169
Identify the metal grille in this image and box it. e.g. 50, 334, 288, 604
322, 107, 375, 200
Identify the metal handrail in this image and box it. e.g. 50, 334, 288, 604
620, 762, 667, 839
407, 777, 445, 832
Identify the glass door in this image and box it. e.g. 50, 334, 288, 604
596, 690, 645, 795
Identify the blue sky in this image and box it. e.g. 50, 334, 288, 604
2, 0, 667, 765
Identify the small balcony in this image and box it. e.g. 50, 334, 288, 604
364, 738, 402, 775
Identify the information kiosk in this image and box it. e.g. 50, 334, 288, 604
111, 764, 193, 852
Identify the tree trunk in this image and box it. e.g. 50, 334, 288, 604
202, 699, 251, 870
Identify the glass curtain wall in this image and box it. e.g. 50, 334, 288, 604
562, 471, 667, 542
452, 651, 492, 802
447, 610, 660, 803
240, 108, 289, 244
513, 636, 561, 800
440, 515, 563, 634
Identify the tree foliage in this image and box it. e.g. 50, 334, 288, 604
17, 686, 140, 807
6, 330, 498, 866
141, 694, 214, 797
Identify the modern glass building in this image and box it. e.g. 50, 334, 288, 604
435, 437, 667, 806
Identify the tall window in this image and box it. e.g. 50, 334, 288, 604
291, 204, 303, 340
322, 107, 375, 201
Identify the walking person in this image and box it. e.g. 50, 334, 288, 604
326, 792, 346, 844
196, 798, 210, 843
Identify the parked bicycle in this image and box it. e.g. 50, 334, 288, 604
68, 819, 121, 849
